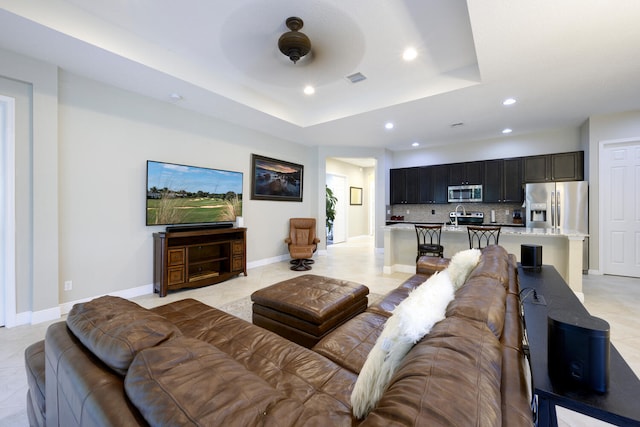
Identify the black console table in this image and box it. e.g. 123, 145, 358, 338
519, 265, 640, 426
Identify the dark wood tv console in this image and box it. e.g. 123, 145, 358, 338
153, 227, 247, 297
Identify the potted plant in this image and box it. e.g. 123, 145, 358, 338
326, 185, 337, 242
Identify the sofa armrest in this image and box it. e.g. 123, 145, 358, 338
45, 322, 147, 427
416, 256, 450, 275
25, 340, 45, 427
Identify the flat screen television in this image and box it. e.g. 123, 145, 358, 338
146, 160, 243, 227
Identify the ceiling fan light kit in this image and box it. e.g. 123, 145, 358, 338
278, 17, 311, 64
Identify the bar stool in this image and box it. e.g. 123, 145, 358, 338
467, 225, 501, 249
415, 224, 444, 261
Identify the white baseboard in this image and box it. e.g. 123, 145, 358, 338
11, 254, 308, 327
383, 264, 415, 274
31, 306, 62, 324
247, 254, 290, 269
59, 284, 154, 316
12, 305, 62, 327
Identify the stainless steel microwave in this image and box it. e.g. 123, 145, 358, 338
448, 185, 483, 202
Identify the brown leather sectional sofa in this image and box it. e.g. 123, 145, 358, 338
25, 245, 533, 426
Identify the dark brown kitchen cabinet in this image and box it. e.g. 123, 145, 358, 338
551, 151, 584, 181
523, 155, 548, 182
523, 151, 584, 182
448, 161, 484, 185
503, 158, 524, 201
418, 165, 449, 204
483, 160, 502, 202
432, 165, 449, 203
390, 167, 420, 204
484, 158, 523, 203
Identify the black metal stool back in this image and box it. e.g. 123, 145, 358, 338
415, 224, 444, 261
467, 225, 501, 249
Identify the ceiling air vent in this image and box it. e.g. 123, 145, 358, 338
346, 72, 367, 83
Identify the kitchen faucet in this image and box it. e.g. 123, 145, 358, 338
454, 204, 466, 226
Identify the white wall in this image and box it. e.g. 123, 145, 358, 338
57, 71, 317, 304
0, 49, 58, 319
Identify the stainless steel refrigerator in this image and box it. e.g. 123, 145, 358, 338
525, 181, 589, 270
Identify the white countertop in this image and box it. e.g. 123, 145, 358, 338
383, 223, 588, 238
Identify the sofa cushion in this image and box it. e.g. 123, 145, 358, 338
313, 311, 388, 374
466, 245, 511, 289
447, 274, 507, 340
361, 316, 503, 426
351, 270, 455, 419
152, 298, 356, 421
66, 295, 182, 375
366, 286, 411, 317
125, 336, 304, 426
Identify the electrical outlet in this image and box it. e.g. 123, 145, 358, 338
64, 280, 72, 291
505, 209, 510, 215
406, 210, 410, 214
431, 209, 435, 215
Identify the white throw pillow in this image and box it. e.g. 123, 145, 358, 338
351, 270, 455, 419
447, 248, 481, 289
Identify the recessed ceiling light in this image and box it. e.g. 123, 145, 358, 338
303, 85, 315, 95
502, 128, 513, 134
169, 93, 183, 102
385, 122, 394, 130
503, 98, 517, 106
403, 47, 418, 61
412, 142, 420, 147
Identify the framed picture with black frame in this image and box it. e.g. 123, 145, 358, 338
250, 154, 303, 202
350, 186, 363, 205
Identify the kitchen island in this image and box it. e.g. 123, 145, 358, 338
383, 223, 587, 297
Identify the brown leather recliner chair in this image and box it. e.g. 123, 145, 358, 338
285, 218, 320, 271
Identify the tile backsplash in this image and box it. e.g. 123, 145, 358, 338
390, 203, 524, 225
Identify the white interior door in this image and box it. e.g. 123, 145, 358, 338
326, 174, 347, 244
601, 140, 640, 277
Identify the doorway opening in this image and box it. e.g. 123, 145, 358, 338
326, 174, 347, 245
325, 157, 376, 247
1, 95, 16, 327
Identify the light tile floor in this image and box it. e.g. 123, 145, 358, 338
1, 237, 638, 426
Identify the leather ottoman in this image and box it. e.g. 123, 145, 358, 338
251, 274, 369, 348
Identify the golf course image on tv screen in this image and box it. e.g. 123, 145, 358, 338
146, 160, 243, 226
